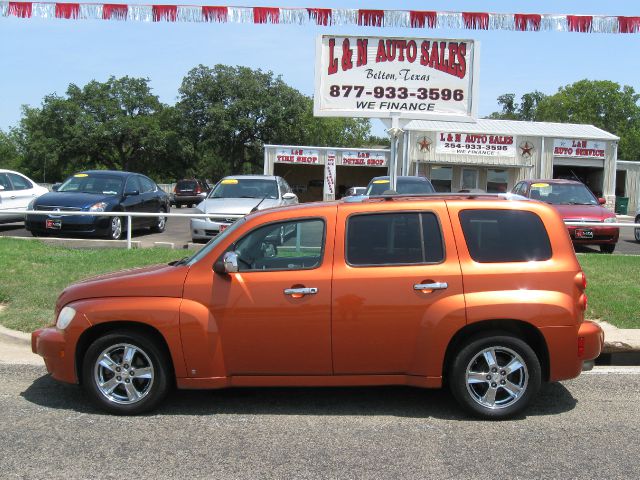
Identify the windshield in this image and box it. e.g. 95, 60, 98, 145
530, 182, 598, 205
186, 217, 247, 266
366, 178, 435, 196
209, 178, 278, 199
58, 174, 124, 196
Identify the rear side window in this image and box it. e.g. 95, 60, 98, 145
347, 212, 444, 266
459, 210, 552, 263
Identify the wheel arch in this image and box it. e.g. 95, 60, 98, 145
75, 321, 175, 386
442, 319, 550, 383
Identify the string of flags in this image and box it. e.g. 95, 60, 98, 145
1, 2, 640, 34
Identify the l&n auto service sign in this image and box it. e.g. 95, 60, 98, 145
314, 35, 478, 121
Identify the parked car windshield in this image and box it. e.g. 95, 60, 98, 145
531, 182, 598, 205
209, 178, 278, 199
366, 178, 435, 196
58, 174, 124, 196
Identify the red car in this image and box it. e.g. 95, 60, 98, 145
512, 179, 618, 253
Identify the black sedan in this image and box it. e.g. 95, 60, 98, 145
25, 170, 170, 240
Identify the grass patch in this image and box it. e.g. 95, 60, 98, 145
0, 238, 638, 332
0, 238, 181, 332
579, 254, 640, 329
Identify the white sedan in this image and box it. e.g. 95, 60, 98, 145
0, 169, 49, 223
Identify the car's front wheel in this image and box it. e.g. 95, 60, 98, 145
108, 216, 123, 240
635, 216, 640, 242
82, 331, 171, 415
600, 244, 616, 254
449, 334, 541, 419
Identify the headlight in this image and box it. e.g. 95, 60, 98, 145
56, 306, 76, 330
89, 202, 108, 212
603, 217, 616, 223
27, 199, 36, 211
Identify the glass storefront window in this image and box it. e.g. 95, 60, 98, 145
487, 169, 509, 193
461, 168, 479, 190
430, 166, 452, 192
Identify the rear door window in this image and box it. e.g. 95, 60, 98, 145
346, 212, 444, 266
7, 173, 32, 190
459, 209, 552, 262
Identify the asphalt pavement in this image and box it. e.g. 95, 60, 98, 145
1, 209, 639, 254
0, 362, 639, 479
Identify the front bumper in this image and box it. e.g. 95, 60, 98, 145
190, 217, 235, 241
566, 225, 619, 245
25, 213, 110, 237
32, 327, 79, 384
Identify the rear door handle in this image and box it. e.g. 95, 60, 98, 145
284, 287, 318, 296
414, 282, 448, 291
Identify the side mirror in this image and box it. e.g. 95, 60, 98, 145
124, 190, 140, 197
282, 192, 297, 201
214, 251, 239, 274
51, 183, 61, 192
598, 197, 606, 205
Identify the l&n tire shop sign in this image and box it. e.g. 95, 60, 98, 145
314, 35, 479, 121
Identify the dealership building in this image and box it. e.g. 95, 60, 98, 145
263, 119, 627, 210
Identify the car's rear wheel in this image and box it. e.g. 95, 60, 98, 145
635, 216, 640, 242
82, 331, 170, 415
600, 244, 615, 254
449, 334, 541, 419
151, 209, 167, 233
108, 216, 123, 240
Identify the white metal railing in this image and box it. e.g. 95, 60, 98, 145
1, 209, 638, 250
0, 210, 244, 249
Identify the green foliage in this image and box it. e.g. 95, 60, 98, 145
0, 129, 21, 171
489, 80, 640, 160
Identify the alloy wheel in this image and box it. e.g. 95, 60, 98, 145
110, 217, 122, 240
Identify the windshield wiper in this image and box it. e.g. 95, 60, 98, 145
169, 256, 189, 266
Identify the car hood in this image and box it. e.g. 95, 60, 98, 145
551, 204, 614, 221
56, 264, 189, 310
198, 197, 280, 214
34, 192, 116, 209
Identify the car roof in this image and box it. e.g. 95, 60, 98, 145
222, 175, 278, 181
77, 170, 136, 178
369, 176, 430, 182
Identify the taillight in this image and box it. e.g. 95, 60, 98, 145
195, 186, 201, 194
577, 337, 585, 357
579, 293, 588, 311
173, 185, 177, 193
575, 271, 587, 291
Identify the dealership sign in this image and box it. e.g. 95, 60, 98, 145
275, 148, 320, 164
339, 151, 388, 167
314, 35, 478, 121
553, 139, 606, 158
435, 132, 516, 157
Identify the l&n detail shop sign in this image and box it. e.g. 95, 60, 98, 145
275, 148, 320, 164
339, 151, 387, 167
314, 35, 478, 121
435, 132, 516, 157
553, 139, 606, 159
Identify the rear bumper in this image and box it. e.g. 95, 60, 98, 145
578, 320, 604, 362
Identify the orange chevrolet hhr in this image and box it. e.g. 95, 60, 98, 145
32, 194, 603, 418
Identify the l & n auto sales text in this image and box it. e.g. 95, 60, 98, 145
327, 38, 467, 79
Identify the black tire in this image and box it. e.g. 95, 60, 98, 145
107, 216, 123, 240
82, 331, 171, 415
449, 334, 541, 420
600, 244, 615, 254
151, 209, 167, 233
30, 230, 48, 237
634, 216, 640, 243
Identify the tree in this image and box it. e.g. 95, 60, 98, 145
0, 129, 21, 171
177, 64, 372, 177
488, 80, 640, 160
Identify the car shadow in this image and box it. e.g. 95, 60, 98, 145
21, 374, 577, 420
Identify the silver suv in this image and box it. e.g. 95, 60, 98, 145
190, 175, 298, 243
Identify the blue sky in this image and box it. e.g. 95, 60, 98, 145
1, 0, 639, 137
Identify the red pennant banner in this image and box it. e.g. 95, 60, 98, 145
409, 11, 436, 29
618, 16, 640, 33
102, 4, 128, 20
253, 7, 279, 24
358, 9, 384, 27
514, 14, 541, 31
567, 15, 593, 32
202, 6, 227, 22
55, 2, 79, 19
152, 5, 177, 22
462, 12, 489, 30
8, 1, 32, 18
307, 8, 331, 26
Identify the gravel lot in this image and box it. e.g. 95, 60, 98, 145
1, 364, 639, 479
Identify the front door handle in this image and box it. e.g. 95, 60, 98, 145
414, 282, 448, 292
284, 287, 318, 297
